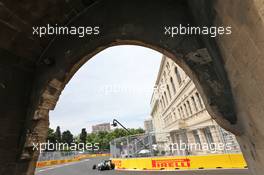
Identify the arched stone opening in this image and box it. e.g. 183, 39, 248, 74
18, 1, 240, 174
1, 0, 264, 175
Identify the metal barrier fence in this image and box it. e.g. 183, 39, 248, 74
110, 125, 241, 158
38, 151, 81, 161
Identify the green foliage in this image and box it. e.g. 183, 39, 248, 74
55, 126, 62, 142
46, 127, 74, 151
79, 128, 87, 144
47, 126, 63, 143
47, 128, 56, 143
46, 126, 145, 152
61, 130, 74, 145
86, 128, 145, 151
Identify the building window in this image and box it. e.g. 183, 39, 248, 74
173, 112, 177, 120
180, 106, 184, 118
187, 100, 192, 115
166, 62, 170, 70
192, 130, 201, 145
195, 92, 203, 109
160, 99, 164, 109
191, 96, 198, 112
166, 84, 171, 100
203, 127, 214, 148
162, 96, 166, 107
183, 103, 188, 117
175, 67, 182, 85
181, 132, 189, 147
164, 92, 169, 105
170, 77, 176, 94
175, 134, 180, 145
178, 108, 181, 119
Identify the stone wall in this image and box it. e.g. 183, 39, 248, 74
0, 50, 34, 174
0, 0, 264, 175
213, 0, 264, 174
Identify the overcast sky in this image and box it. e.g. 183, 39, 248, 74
49, 45, 162, 135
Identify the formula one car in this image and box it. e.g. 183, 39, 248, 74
93, 160, 115, 171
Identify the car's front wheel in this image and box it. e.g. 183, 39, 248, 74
92, 165, 97, 170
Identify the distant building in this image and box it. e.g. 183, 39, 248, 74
144, 118, 154, 133
92, 123, 111, 133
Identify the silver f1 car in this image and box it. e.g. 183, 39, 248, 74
93, 160, 115, 171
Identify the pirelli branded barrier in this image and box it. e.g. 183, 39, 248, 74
111, 153, 247, 170
36, 153, 110, 168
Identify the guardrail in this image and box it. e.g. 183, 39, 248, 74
36, 153, 110, 168
111, 153, 247, 170
110, 127, 242, 158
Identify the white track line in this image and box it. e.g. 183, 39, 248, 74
36, 159, 90, 173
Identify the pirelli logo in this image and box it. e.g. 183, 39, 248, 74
152, 158, 191, 168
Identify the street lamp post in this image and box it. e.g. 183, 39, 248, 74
112, 119, 135, 157
111, 119, 132, 135
111, 119, 152, 158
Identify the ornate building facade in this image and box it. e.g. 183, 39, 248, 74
150, 56, 240, 155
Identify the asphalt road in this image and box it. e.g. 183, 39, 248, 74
35, 156, 250, 175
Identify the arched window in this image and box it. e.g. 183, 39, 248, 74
195, 92, 203, 109
166, 84, 171, 100
191, 96, 198, 112
175, 67, 182, 85
187, 100, 192, 115
170, 77, 176, 94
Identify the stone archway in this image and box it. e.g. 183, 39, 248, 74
1, 0, 264, 175
21, 0, 240, 174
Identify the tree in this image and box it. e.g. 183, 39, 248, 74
61, 130, 73, 145
46, 128, 56, 143
111, 128, 128, 138
87, 132, 97, 143
129, 128, 145, 135
55, 126, 62, 142
85, 128, 145, 152
79, 128, 87, 144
